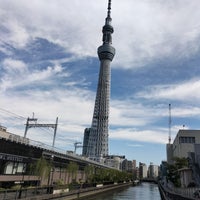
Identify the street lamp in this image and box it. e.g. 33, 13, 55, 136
50, 155, 54, 186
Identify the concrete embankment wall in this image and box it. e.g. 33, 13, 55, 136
158, 182, 195, 200
21, 182, 133, 200
158, 182, 171, 200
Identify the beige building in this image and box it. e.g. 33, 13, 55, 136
104, 155, 122, 169
139, 162, 147, 179
167, 129, 200, 163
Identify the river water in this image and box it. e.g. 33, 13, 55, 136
86, 182, 161, 200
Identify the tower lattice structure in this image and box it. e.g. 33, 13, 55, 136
82, 0, 115, 161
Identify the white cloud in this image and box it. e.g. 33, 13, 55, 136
0, 86, 94, 149
110, 105, 149, 127
29, 65, 62, 82
112, 0, 200, 68
1, 76, 196, 147
110, 100, 170, 127
110, 128, 168, 144
2, 59, 27, 73
1, 0, 200, 67
0, 58, 64, 92
136, 79, 200, 102
127, 143, 143, 148
0, 10, 30, 48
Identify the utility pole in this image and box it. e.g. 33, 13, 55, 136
74, 142, 82, 154
24, 115, 58, 148
52, 117, 58, 148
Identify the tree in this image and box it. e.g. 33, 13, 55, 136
166, 157, 188, 187
35, 157, 51, 186
173, 157, 188, 169
84, 165, 95, 183
67, 162, 79, 183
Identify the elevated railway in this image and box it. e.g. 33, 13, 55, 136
0, 126, 115, 188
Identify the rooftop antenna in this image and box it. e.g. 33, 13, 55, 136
168, 104, 171, 144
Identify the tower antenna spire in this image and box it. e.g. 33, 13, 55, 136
105, 0, 112, 27
101, 0, 114, 46
107, 0, 111, 18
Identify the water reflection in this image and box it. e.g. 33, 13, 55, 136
85, 183, 161, 200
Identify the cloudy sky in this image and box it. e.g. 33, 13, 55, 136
1, 0, 200, 166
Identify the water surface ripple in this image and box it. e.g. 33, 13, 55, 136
85, 182, 161, 200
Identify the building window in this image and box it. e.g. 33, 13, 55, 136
4, 162, 26, 174
5, 162, 13, 174
179, 137, 195, 144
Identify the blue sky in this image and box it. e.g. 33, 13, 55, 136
1, 0, 200, 166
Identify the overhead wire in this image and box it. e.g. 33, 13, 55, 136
0, 107, 79, 143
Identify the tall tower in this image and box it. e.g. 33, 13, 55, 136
82, 0, 115, 161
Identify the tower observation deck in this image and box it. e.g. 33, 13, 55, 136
82, 0, 115, 161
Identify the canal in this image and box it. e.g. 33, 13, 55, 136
84, 182, 161, 200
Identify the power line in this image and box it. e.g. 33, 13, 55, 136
0, 108, 80, 145
0, 108, 26, 120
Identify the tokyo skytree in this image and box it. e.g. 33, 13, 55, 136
82, 0, 115, 161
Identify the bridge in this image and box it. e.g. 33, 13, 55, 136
141, 178, 158, 184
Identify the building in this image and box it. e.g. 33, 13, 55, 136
148, 162, 159, 179
121, 159, 133, 172
127, 160, 133, 173
132, 160, 138, 180
166, 143, 173, 165
165, 129, 200, 187
160, 161, 167, 178
134, 167, 139, 180
139, 162, 147, 179
194, 144, 200, 167
82, 0, 115, 161
82, 128, 90, 156
167, 129, 200, 164
104, 155, 125, 170
104, 155, 135, 173
132, 160, 136, 170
